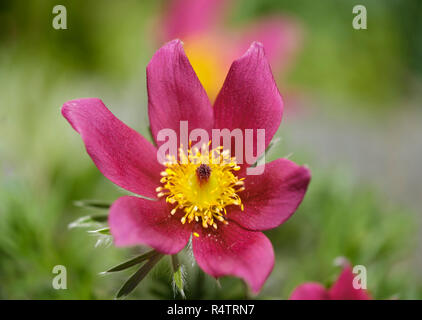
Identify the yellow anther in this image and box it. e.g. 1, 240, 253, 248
157, 142, 245, 229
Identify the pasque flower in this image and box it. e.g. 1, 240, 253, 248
161, 0, 302, 102
289, 266, 371, 300
62, 39, 310, 293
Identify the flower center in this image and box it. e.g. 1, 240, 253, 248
156, 142, 245, 229
196, 164, 211, 182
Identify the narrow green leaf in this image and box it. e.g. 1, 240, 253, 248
88, 227, 110, 235
89, 214, 109, 223
68, 214, 108, 229
116, 253, 164, 299
104, 250, 158, 273
171, 254, 185, 298
251, 137, 281, 167
94, 234, 113, 248
74, 200, 112, 210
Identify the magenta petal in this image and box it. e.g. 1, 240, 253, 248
62, 98, 162, 199
147, 40, 213, 147
229, 158, 311, 231
163, 0, 228, 40
289, 283, 329, 300
329, 267, 371, 300
109, 196, 192, 254
213, 42, 283, 158
192, 222, 274, 294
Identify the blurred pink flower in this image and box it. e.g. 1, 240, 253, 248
289, 266, 371, 300
62, 40, 310, 293
160, 0, 302, 102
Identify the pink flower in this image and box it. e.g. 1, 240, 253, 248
160, 0, 302, 102
62, 40, 310, 294
289, 266, 371, 300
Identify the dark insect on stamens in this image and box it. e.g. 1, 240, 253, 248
196, 164, 211, 182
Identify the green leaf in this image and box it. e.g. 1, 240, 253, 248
251, 137, 281, 167
265, 137, 281, 157
88, 227, 110, 235
116, 253, 164, 299
74, 200, 112, 210
69, 214, 112, 248
93, 234, 113, 248
89, 214, 109, 223
68, 214, 108, 229
103, 250, 158, 273
171, 254, 185, 298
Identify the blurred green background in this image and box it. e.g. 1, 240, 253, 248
0, 0, 421, 299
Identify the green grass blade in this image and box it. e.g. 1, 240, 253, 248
105, 250, 158, 273
116, 253, 164, 299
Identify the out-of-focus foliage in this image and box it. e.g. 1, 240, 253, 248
0, 0, 420, 299
233, 0, 422, 108
1, 156, 418, 299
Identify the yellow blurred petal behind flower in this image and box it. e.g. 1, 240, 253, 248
183, 35, 230, 102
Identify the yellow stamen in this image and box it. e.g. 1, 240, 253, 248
157, 142, 245, 228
